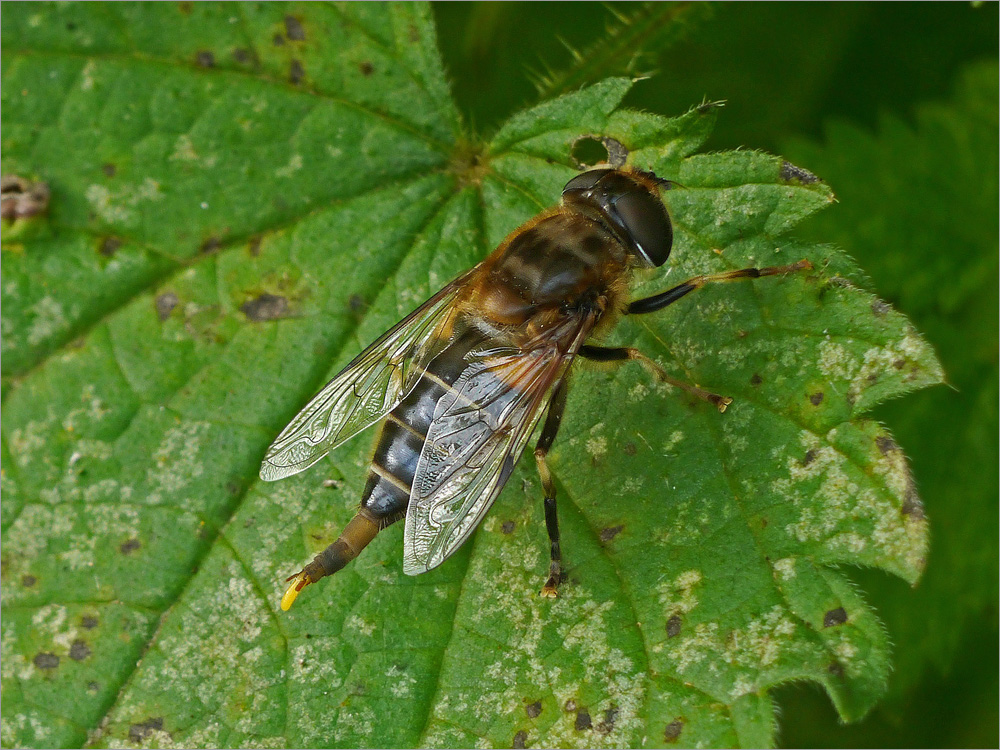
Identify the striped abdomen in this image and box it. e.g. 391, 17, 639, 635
360, 325, 488, 527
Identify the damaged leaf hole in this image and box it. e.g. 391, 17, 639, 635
801, 449, 818, 466
512, 729, 527, 749
524, 700, 542, 718
570, 135, 628, 170
81, 615, 98, 629
501, 520, 516, 534
574, 708, 593, 731
809, 391, 824, 405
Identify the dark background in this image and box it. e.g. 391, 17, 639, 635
432, 3, 999, 747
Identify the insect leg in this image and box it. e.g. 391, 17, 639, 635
535, 377, 569, 598
627, 259, 812, 315
580, 345, 732, 412
280, 509, 380, 611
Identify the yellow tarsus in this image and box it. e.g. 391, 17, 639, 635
280, 572, 309, 611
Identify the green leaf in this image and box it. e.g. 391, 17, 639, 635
774, 60, 998, 743
1, 4, 941, 748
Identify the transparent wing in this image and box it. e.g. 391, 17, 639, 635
259, 273, 473, 482
402, 313, 594, 574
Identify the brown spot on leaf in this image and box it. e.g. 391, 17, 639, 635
525, 700, 541, 718
575, 709, 592, 731
359, 61, 374, 76
902, 477, 925, 519
802, 449, 817, 466
623, 442, 636, 455
828, 661, 844, 677
248, 236, 262, 256
33, 652, 59, 670
823, 607, 848, 627
512, 730, 527, 749
596, 706, 619, 733
233, 48, 252, 64
599, 525, 623, 542
809, 391, 824, 405
81, 615, 98, 629
779, 161, 820, 184
750, 373, 763, 386
241, 293, 289, 321
99, 236, 122, 257
69, 639, 91, 661
119, 538, 141, 555
200, 236, 221, 254
195, 50, 214, 68
129, 717, 164, 743
284, 15, 305, 40
348, 294, 366, 312
501, 520, 515, 535
664, 719, 684, 742
155, 292, 178, 321
102, 163, 116, 177
871, 299, 890, 316
666, 615, 682, 638
272, 33, 285, 46
876, 435, 899, 455
290, 59, 304, 84
21, 574, 36, 588
178, 1, 192, 14
760, 516, 769, 528
893, 358, 906, 370
1, 175, 50, 221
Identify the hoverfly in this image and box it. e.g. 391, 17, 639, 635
261, 166, 810, 610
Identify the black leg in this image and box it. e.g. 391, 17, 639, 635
535, 377, 569, 597
628, 259, 812, 315
580, 345, 732, 412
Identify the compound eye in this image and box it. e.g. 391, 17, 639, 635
562, 169, 613, 195
613, 190, 673, 267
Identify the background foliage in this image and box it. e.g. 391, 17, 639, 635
2, 2, 996, 748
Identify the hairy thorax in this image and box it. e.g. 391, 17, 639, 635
465, 210, 631, 342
